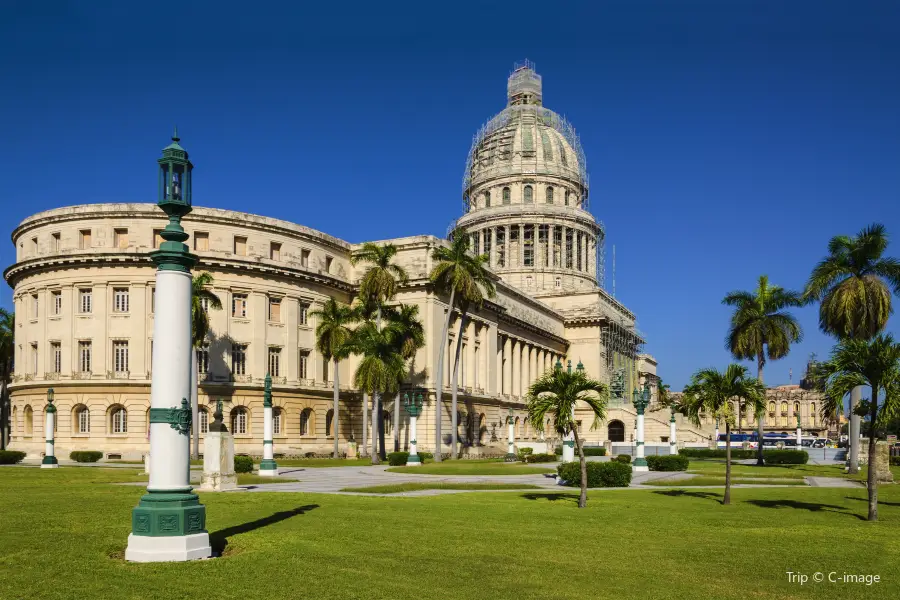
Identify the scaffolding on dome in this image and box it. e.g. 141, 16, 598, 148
603, 317, 645, 404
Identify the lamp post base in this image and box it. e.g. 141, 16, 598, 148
258, 468, 279, 477
125, 532, 212, 562
405, 454, 422, 466
40, 463, 59, 469
633, 456, 648, 472
258, 459, 278, 477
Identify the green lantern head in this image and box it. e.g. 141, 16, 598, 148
158, 127, 193, 210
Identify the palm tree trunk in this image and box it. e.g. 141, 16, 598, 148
724, 422, 732, 505
573, 426, 588, 509
333, 358, 340, 459
393, 392, 400, 452
0, 377, 8, 451
849, 386, 862, 474
756, 354, 765, 466
191, 350, 199, 460
371, 393, 381, 464
867, 379, 879, 521
375, 306, 385, 462
362, 392, 369, 457
434, 287, 456, 462
450, 312, 467, 459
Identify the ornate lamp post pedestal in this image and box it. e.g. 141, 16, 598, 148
125, 131, 211, 563
632, 383, 650, 472
404, 392, 424, 466
505, 408, 517, 462
200, 400, 237, 491
41, 388, 58, 468
259, 374, 279, 476
669, 408, 678, 455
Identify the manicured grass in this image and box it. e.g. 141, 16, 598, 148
235, 474, 298, 485
266, 458, 374, 468
339, 482, 541, 494
3, 468, 900, 599
385, 461, 554, 476
686, 459, 840, 479
646, 476, 808, 487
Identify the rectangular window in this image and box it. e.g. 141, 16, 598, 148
31, 237, 38, 254
231, 344, 247, 375
270, 242, 281, 260
51, 342, 61, 373
79, 289, 92, 313
325, 256, 333, 273
268, 347, 281, 377
113, 341, 129, 373
78, 409, 90, 433
52, 291, 62, 315
234, 236, 247, 256
52, 232, 60, 252
268, 297, 281, 322
31, 343, 38, 375
523, 225, 534, 267
31, 294, 38, 319
273, 410, 281, 435
232, 294, 248, 318
299, 303, 309, 326
300, 249, 310, 267
114, 228, 128, 249
200, 410, 209, 434
113, 288, 129, 313
153, 229, 164, 249
79, 229, 91, 250
79, 341, 92, 373
197, 344, 210, 375
496, 228, 506, 268
299, 350, 310, 379
194, 231, 209, 251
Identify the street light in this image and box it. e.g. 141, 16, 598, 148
404, 392, 424, 466
41, 388, 58, 469
632, 382, 651, 472
505, 408, 516, 462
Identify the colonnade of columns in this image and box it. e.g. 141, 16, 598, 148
495, 334, 560, 398
470, 224, 596, 275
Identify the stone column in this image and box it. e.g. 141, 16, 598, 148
519, 224, 525, 267
41, 391, 58, 468
502, 336, 512, 395
259, 374, 278, 476
669, 410, 677, 455
490, 227, 497, 268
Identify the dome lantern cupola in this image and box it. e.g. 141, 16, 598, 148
507, 60, 542, 107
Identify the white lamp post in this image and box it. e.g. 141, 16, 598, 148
41, 388, 58, 469
404, 392, 424, 466
560, 359, 576, 463
259, 374, 278, 476
505, 408, 516, 462
632, 382, 650, 472
669, 407, 678, 455
125, 130, 211, 562
795, 413, 802, 452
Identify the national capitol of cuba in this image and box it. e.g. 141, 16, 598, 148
4, 63, 826, 460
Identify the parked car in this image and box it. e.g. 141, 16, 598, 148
811, 438, 829, 448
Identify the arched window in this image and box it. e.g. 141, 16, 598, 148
608, 420, 625, 442
739, 403, 747, 428
110, 405, 127, 434
523, 185, 533, 203
231, 407, 248, 435
564, 190, 570, 206
383, 411, 392, 437
515, 416, 521, 438
484, 191, 490, 208
502, 187, 511, 205
74, 405, 90, 434
780, 401, 788, 427
793, 401, 800, 418
546, 187, 554, 204
273, 407, 283, 435
325, 409, 334, 437
24, 405, 33, 435
523, 418, 530, 439
198, 408, 209, 434
478, 413, 486, 444
300, 408, 314, 436
767, 401, 775, 426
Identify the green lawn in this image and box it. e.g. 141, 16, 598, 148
236, 474, 298, 485
339, 482, 542, 494
686, 459, 841, 479
386, 460, 554, 476
3, 468, 900, 599
267, 457, 374, 468
645, 476, 809, 487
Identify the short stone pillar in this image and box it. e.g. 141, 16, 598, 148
200, 400, 237, 491
632, 382, 650, 472
874, 441, 893, 483
41, 389, 59, 469
259, 374, 278, 477
404, 392, 424, 466
669, 409, 678, 455
346, 439, 358, 459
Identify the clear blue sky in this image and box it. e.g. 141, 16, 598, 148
2, 1, 899, 389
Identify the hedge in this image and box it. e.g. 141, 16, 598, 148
891, 456, 900, 467
517, 448, 534, 458
557, 461, 632, 488
234, 455, 254, 473
763, 450, 809, 465
615, 454, 631, 464
0, 450, 26, 464
646, 455, 689, 471
524, 453, 557, 464
679, 448, 756, 460
69, 451, 103, 463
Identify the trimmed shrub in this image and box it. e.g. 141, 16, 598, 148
764, 450, 809, 465
615, 454, 631, 464
554, 446, 563, 455
517, 447, 534, 459
387, 452, 409, 466
557, 461, 632, 488
0, 450, 26, 464
583, 447, 607, 457
890, 456, 900, 467
234, 455, 254, 473
679, 448, 756, 460
646, 455, 689, 471
418, 452, 434, 461
524, 453, 557, 464
69, 451, 102, 463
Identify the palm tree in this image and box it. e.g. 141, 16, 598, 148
724, 275, 803, 465
430, 227, 496, 459
0, 309, 14, 450
383, 303, 426, 451
681, 364, 766, 505
190, 273, 222, 460
311, 298, 356, 459
804, 224, 900, 473
820, 334, 900, 521
525, 363, 608, 508
348, 321, 407, 465
351, 243, 409, 462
